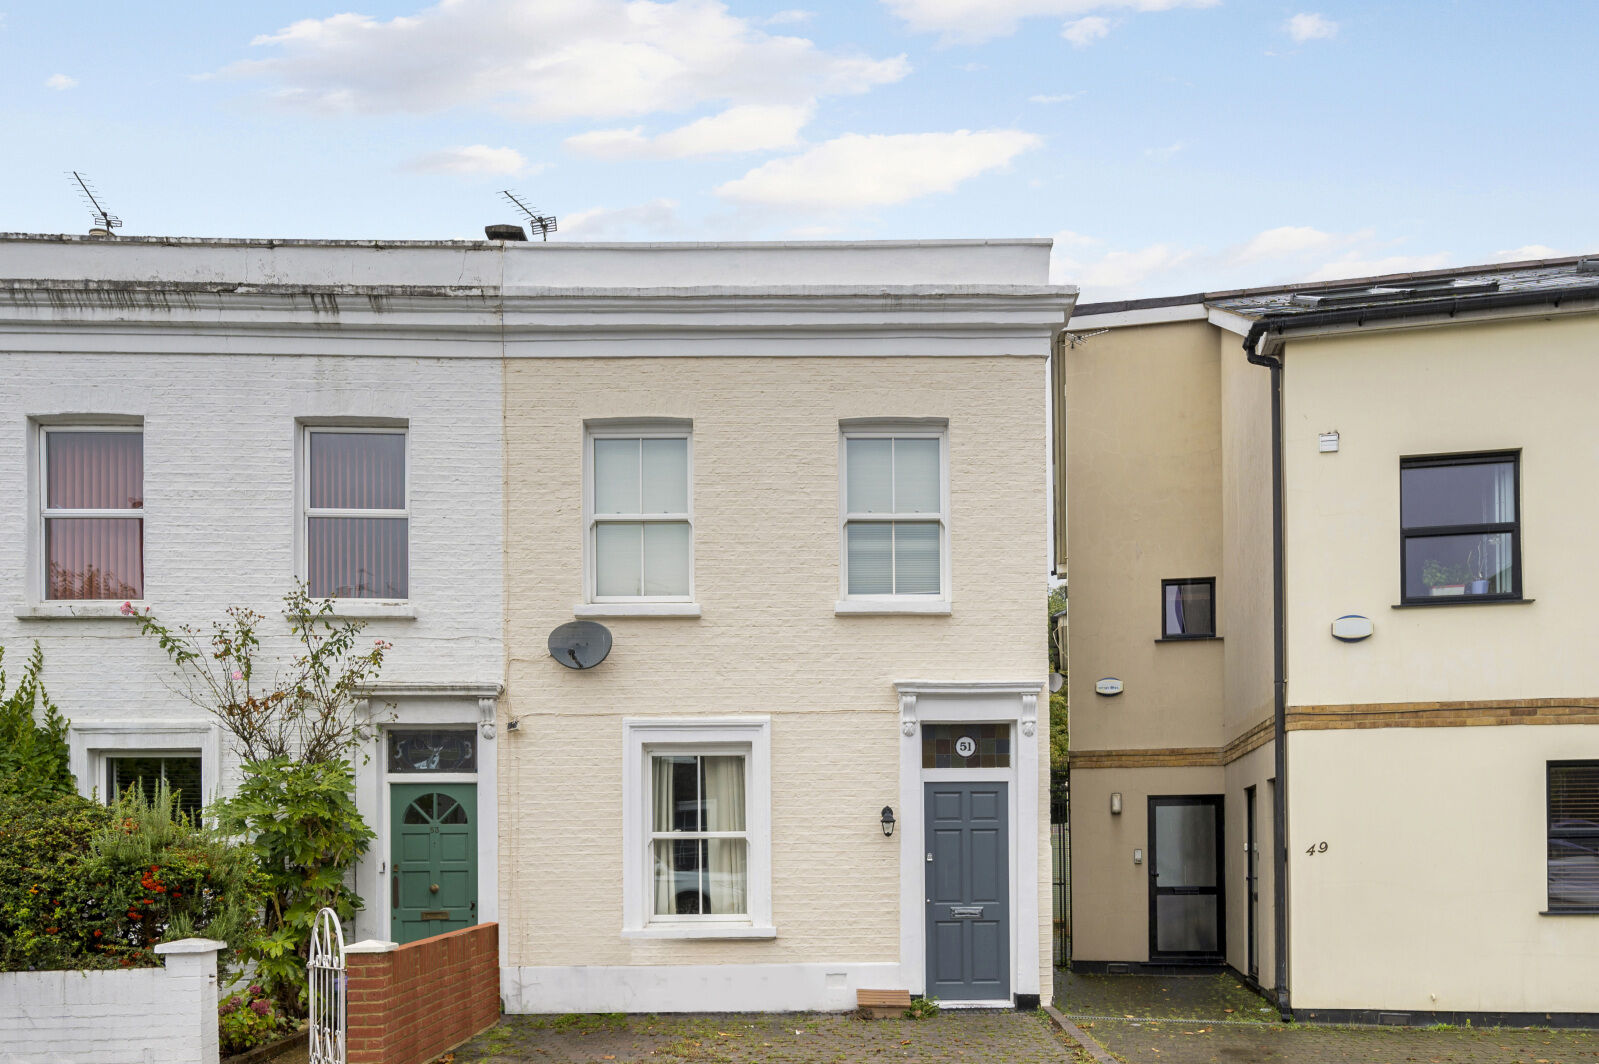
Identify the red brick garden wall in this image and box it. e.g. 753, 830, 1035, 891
347, 923, 500, 1064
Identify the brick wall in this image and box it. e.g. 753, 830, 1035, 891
346, 923, 500, 1064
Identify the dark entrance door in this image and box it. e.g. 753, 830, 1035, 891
391, 783, 477, 944
1148, 795, 1224, 962
925, 782, 1010, 1001
1245, 786, 1258, 980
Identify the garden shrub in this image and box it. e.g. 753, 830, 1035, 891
0, 642, 73, 800
0, 783, 265, 974
219, 983, 295, 1056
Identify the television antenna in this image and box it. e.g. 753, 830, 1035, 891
69, 171, 123, 233
499, 190, 556, 241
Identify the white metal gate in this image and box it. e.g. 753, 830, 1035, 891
308, 907, 347, 1064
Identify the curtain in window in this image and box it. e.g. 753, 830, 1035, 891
45, 432, 143, 600
307, 433, 407, 598
594, 437, 690, 597
653, 758, 676, 915
704, 756, 747, 916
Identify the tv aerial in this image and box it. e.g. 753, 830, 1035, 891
69, 171, 123, 234
500, 190, 557, 241
547, 620, 612, 670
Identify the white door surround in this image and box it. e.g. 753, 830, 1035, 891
353, 682, 502, 948
896, 681, 1042, 1003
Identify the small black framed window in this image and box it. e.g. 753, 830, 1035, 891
1400, 452, 1520, 603
1161, 578, 1215, 639
107, 754, 203, 816
1548, 761, 1599, 912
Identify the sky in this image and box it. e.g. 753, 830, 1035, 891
3, 1, 1596, 301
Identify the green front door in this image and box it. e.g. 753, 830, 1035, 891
390, 783, 477, 944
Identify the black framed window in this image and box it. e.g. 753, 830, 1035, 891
1400, 452, 1519, 603
1548, 761, 1599, 912
1161, 578, 1215, 639
107, 754, 202, 816
387, 729, 477, 774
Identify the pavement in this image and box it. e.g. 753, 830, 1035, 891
444, 1009, 1080, 1064
1056, 971, 1599, 1064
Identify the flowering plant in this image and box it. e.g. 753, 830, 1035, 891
219, 984, 294, 1055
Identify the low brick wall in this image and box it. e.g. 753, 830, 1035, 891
0, 938, 223, 1064
346, 923, 500, 1064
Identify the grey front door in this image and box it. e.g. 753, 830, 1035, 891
925, 782, 1010, 1001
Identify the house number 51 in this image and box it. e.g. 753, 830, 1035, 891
1304, 841, 1329, 855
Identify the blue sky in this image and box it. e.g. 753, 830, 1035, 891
3, 1, 1595, 299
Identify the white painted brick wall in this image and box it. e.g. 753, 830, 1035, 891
0, 941, 220, 1064
0, 352, 505, 793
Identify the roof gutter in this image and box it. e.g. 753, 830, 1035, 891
1239, 279, 1599, 1021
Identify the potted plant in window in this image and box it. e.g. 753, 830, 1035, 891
1466, 542, 1492, 596
1422, 559, 1470, 597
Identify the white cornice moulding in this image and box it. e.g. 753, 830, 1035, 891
359, 681, 504, 699
1068, 303, 1207, 329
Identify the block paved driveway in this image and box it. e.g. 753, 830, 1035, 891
444, 1010, 1080, 1064
1060, 972, 1599, 1064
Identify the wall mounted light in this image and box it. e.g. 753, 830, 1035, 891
880, 806, 896, 837
1110, 792, 1123, 815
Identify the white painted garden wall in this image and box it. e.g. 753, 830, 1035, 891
0, 938, 222, 1064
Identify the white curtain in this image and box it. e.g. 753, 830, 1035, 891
703, 756, 747, 916
652, 757, 677, 915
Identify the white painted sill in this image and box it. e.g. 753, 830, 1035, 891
313, 599, 418, 621
621, 924, 777, 941
15, 601, 145, 620
835, 599, 951, 616
574, 602, 702, 619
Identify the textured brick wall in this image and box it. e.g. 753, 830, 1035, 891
0, 942, 220, 1064
347, 923, 500, 1064
501, 355, 1050, 977
0, 352, 504, 783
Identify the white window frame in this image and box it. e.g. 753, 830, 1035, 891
300, 424, 410, 604
69, 722, 223, 814
579, 421, 697, 617
621, 717, 773, 939
38, 424, 145, 603
837, 420, 951, 614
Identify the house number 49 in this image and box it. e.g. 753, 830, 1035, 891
1304, 841, 1329, 855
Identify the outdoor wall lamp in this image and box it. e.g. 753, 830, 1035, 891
1110, 792, 1123, 815
880, 806, 896, 837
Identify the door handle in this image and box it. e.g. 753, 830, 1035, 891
392, 874, 399, 908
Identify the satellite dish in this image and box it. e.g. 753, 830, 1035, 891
548, 621, 612, 670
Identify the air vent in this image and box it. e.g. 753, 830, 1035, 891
1290, 279, 1500, 309
1578, 257, 1599, 274
485, 224, 528, 241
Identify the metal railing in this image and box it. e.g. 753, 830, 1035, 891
307, 908, 347, 1064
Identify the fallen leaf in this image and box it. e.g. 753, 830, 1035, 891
1224, 1008, 1234, 1013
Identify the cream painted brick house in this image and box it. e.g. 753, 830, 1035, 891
0, 233, 1073, 1013
1056, 253, 1599, 1024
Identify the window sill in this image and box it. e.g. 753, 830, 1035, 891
621, 924, 777, 941
313, 599, 417, 620
1391, 598, 1534, 610
835, 599, 951, 616
1540, 908, 1599, 916
16, 601, 145, 620
574, 602, 702, 619
1155, 635, 1222, 643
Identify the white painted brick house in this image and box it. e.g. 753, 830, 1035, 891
0, 233, 1073, 1011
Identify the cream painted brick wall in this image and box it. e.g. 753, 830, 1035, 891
502, 355, 1048, 970
0, 353, 504, 787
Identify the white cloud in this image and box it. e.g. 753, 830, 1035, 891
1052, 225, 1454, 301
561, 198, 681, 238
765, 9, 814, 23
227, 0, 908, 122
1061, 16, 1111, 46
1285, 12, 1338, 42
45, 73, 78, 90
1143, 140, 1184, 162
1029, 91, 1084, 103
1491, 244, 1568, 262
565, 103, 813, 159
716, 129, 1040, 209
403, 144, 534, 176
882, 0, 1217, 44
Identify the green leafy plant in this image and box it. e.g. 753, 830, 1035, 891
1421, 559, 1471, 588
0, 784, 265, 974
0, 643, 73, 800
218, 983, 295, 1056
904, 996, 941, 1020
214, 757, 375, 1001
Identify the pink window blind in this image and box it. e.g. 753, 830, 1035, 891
45, 431, 143, 601
307, 432, 408, 599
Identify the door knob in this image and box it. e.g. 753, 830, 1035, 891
430, 883, 440, 894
